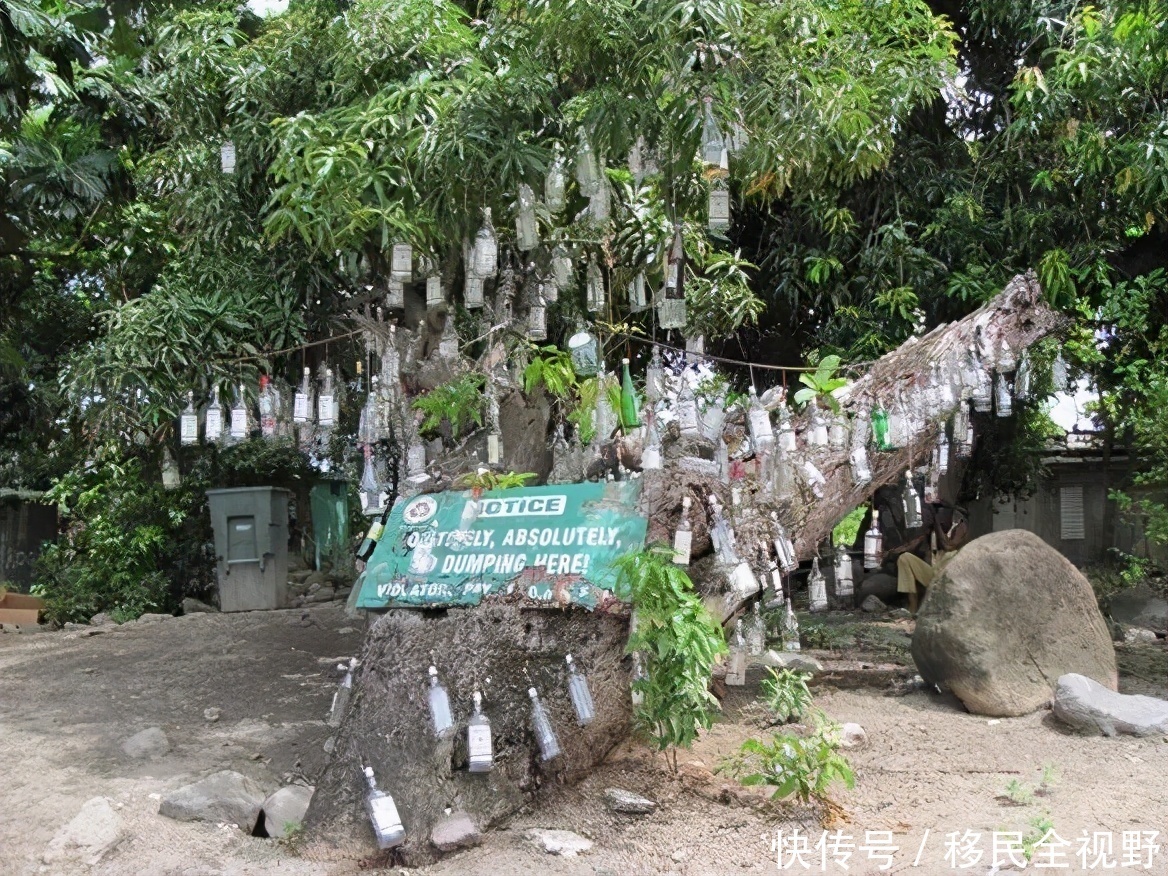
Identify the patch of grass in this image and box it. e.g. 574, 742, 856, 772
801, 620, 858, 651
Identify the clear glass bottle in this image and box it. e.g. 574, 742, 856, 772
995, 373, 1013, 417
318, 368, 336, 428
467, 690, 494, 773
700, 96, 725, 166
180, 390, 199, 446
645, 346, 664, 406
362, 766, 405, 850
834, 544, 854, 601
565, 654, 595, 726
528, 291, 548, 341
747, 601, 766, 656
473, 208, 498, 277
294, 367, 313, 424
516, 183, 539, 250
630, 654, 647, 707
676, 380, 700, 437
726, 619, 747, 686
258, 375, 278, 438
391, 242, 412, 283
205, 385, 224, 443
937, 429, 951, 475
551, 243, 574, 291
427, 665, 453, 739
828, 410, 849, 451
708, 178, 730, 231
770, 511, 797, 573
628, 272, 647, 311
574, 129, 601, 197
863, 509, 883, 570
903, 470, 923, 529
782, 598, 801, 652
328, 658, 357, 728
808, 556, 828, 612
528, 687, 561, 761
672, 496, 693, 565
438, 311, 459, 361
776, 405, 797, 453
708, 495, 741, 565
747, 386, 775, 454
807, 399, 829, 448
545, 147, 567, 213
1014, 352, 1032, 400
586, 253, 605, 312
229, 383, 249, 441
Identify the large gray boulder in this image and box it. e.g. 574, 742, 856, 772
1052, 673, 1168, 737
912, 529, 1117, 717
262, 784, 314, 839
159, 770, 271, 829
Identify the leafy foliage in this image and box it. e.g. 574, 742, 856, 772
719, 712, 855, 804
411, 373, 486, 441
614, 546, 727, 769
793, 355, 848, 413
455, 469, 536, 491
760, 668, 813, 724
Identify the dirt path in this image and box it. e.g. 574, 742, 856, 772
1, 612, 1165, 876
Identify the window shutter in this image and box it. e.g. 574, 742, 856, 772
1060, 485, 1085, 541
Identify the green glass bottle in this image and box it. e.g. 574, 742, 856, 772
871, 406, 891, 451
619, 357, 641, 430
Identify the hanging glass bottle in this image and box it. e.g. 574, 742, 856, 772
807, 399, 829, 448
849, 409, 872, 485
968, 346, 992, 413
937, 429, 950, 475
863, 509, 883, 570
467, 690, 494, 773
676, 379, 700, 437
645, 345, 665, 406
700, 96, 725, 166
229, 383, 250, 441
205, 385, 224, 443
628, 272, 647, 312
995, 373, 1013, 417
564, 654, 595, 726
828, 409, 849, 451
473, 208, 498, 277
551, 243, 574, 291
528, 687, 561, 761
774, 405, 796, 453
438, 311, 460, 361
362, 766, 405, 850
585, 253, 605, 312
782, 598, 801, 652
673, 496, 693, 565
427, 666, 453, 738
1052, 350, 1069, 392
808, 557, 828, 612
386, 277, 405, 310
887, 394, 909, 449
871, 405, 893, 451
746, 602, 766, 656
516, 183, 539, 251
770, 511, 797, 573
657, 294, 687, 330
390, 242, 412, 283
593, 369, 617, 444
567, 327, 599, 377
545, 146, 567, 213
220, 140, 236, 174
528, 291, 548, 341
180, 391, 199, 446
619, 357, 641, 431
426, 266, 444, 311
834, 544, 854, 601
589, 173, 611, 223
802, 459, 827, 498
903, 470, 923, 528
1015, 351, 1032, 400
726, 620, 747, 686
641, 417, 663, 470
574, 129, 601, 197
258, 375, 278, 438
161, 446, 181, 490
747, 386, 775, 454
317, 368, 337, 429
708, 177, 730, 232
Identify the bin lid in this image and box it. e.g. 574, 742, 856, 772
206, 486, 293, 497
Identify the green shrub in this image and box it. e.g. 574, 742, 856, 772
760, 668, 813, 723
614, 546, 727, 770
720, 711, 855, 804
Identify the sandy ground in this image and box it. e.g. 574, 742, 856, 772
1, 607, 1166, 876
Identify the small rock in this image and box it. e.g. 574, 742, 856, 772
121, 727, 170, 759
137, 612, 170, 623
159, 770, 270, 827
839, 723, 868, 749
204, 707, 222, 723
261, 785, 314, 839
1125, 627, 1158, 644
759, 650, 825, 672
861, 595, 887, 613
430, 810, 481, 851
308, 582, 322, 594
1051, 673, 1168, 737
89, 612, 112, 626
671, 849, 689, 863
337, 627, 356, 635
182, 597, 217, 614
79, 626, 108, 637
63, 622, 86, 631
0, 622, 22, 633
43, 796, 122, 865
889, 607, 912, 619
603, 788, 657, 814
526, 829, 593, 857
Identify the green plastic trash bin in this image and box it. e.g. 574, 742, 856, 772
206, 487, 291, 612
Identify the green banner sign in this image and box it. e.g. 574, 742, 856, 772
356, 480, 648, 611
